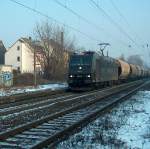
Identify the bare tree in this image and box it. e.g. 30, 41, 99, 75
127, 55, 144, 66
33, 21, 76, 80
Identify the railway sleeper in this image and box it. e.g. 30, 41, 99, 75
0, 142, 22, 149
42, 123, 63, 128
62, 114, 85, 119
46, 123, 68, 129
2, 136, 38, 149
36, 125, 60, 131
29, 128, 56, 133
52, 118, 78, 123
52, 119, 74, 126
22, 131, 50, 137
39, 125, 62, 131
7, 136, 44, 147
5, 138, 32, 147
14, 134, 46, 140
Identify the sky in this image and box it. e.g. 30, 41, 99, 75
1, 0, 150, 65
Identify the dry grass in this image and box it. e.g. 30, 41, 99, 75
13, 73, 51, 86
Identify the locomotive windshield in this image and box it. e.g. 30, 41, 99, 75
70, 55, 92, 65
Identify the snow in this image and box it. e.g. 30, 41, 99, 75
117, 91, 150, 149
0, 83, 67, 97
57, 90, 150, 149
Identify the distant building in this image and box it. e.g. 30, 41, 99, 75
0, 40, 6, 64
5, 37, 43, 73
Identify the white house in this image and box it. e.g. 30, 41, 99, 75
5, 37, 43, 73
5, 37, 70, 76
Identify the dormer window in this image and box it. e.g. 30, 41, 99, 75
17, 46, 20, 50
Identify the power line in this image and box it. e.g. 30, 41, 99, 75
52, 0, 133, 47
52, 0, 104, 31
9, 0, 101, 42
109, 0, 143, 43
89, 0, 139, 48
110, 0, 130, 26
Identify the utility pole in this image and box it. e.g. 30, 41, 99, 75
34, 48, 37, 86
107, 50, 109, 57
98, 43, 110, 56
61, 31, 64, 51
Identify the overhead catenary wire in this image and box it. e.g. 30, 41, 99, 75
109, 0, 143, 44
52, 0, 134, 48
110, 0, 150, 68
110, 0, 131, 27
89, 0, 140, 48
109, 0, 149, 63
9, 0, 101, 43
52, 0, 104, 31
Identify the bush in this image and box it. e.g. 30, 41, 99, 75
13, 73, 34, 86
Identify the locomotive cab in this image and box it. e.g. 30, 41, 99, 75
68, 52, 94, 87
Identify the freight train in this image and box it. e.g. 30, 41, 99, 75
67, 51, 150, 90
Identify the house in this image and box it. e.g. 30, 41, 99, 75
5, 37, 43, 73
5, 37, 71, 75
0, 40, 6, 64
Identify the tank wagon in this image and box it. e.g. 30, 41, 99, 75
67, 51, 149, 90
136, 65, 143, 78
117, 59, 130, 81
129, 64, 139, 79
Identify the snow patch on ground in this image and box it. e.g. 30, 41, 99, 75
0, 83, 67, 97
57, 90, 150, 149
117, 91, 150, 149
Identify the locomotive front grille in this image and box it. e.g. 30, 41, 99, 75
68, 74, 92, 87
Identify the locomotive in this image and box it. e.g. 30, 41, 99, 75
67, 51, 150, 90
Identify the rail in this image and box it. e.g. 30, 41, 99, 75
0, 80, 148, 148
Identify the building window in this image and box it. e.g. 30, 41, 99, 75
17, 56, 20, 61
17, 46, 20, 50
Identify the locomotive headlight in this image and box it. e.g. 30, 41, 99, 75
87, 74, 91, 78
79, 66, 82, 70
69, 75, 73, 78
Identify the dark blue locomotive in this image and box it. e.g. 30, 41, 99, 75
68, 51, 118, 89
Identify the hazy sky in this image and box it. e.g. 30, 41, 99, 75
1, 0, 150, 64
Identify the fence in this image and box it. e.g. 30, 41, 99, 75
0, 72, 13, 87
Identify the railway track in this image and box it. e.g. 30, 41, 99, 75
0, 81, 141, 132
0, 86, 107, 112
0, 86, 116, 132
0, 87, 109, 118
0, 93, 74, 116
1, 86, 115, 132
0, 89, 66, 108
0, 80, 148, 148
0, 81, 139, 116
